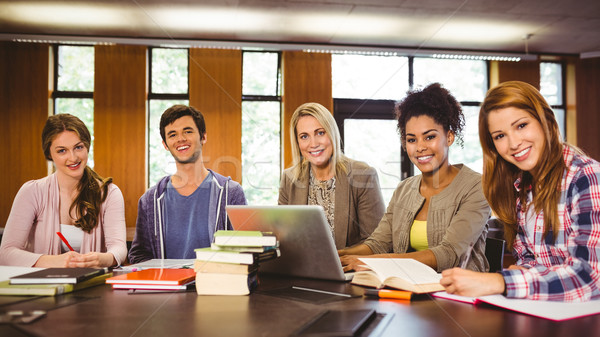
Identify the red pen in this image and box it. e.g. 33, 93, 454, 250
56, 232, 75, 251
364, 289, 412, 300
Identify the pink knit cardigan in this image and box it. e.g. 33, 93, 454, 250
0, 173, 127, 267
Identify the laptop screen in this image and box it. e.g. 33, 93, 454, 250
226, 205, 349, 281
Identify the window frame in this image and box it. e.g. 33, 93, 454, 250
540, 61, 566, 138
52, 44, 95, 103
147, 47, 191, 187
240, 50, 283, 205
148, 46, 190, 101
333, 56, 490, 181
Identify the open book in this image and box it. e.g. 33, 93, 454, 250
433, 292, 600, 321
351, 258, 444, 294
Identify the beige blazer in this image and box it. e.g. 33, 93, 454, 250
278, 158, 385, 249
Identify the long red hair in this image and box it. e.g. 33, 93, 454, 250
478, 81, 565, 249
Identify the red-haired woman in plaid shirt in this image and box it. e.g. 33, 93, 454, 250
441, 81, 600, 302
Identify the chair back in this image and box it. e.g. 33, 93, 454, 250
485, 237, 506, 273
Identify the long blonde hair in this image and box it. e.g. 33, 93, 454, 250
288, 102, 348, 181
479, 81, 565, 248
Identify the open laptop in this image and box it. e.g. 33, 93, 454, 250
226, 205, 354, 282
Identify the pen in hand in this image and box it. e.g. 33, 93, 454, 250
56, 232, 75, 252
459, 242, 475, 269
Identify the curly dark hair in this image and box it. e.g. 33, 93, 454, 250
395, 82, 465, 148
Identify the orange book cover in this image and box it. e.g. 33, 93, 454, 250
106, 268, 196, 285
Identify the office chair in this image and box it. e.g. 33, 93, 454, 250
485, 237, 506, 273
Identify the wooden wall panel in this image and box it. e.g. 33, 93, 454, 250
94, 45, 147, 228
189, 48, 242, 182
576, 57, 600, 160
282, 51, 333, 169
497, 60, 541, 88
0, 42, 49, 227
565, 58, 578, 145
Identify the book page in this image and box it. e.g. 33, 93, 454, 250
358, 258, 441, 285
0, 266, 44, 282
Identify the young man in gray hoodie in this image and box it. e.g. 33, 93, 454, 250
129, 105, 247, 264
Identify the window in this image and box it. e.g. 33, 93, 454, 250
54, 45, 95, 166
148, 48, 189, 186
413, 58, 487, 173
332, 54, 409, 100
333, 55, 488, 204
241, 51, 281, 205
540, 62, 565, 138
332, 54, 410, 204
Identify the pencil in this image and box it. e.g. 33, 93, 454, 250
56, 232, 75, 251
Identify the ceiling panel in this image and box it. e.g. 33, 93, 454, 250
0, 0, 598, 55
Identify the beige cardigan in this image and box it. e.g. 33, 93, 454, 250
278, 158, 385, 249
364, 164, 491, 272
0, 173, 127, 267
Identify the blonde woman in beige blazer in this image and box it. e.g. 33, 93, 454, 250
278, 102, 385, 249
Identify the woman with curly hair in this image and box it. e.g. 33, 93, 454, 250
0, 114, 127, 268
339, 83, 490, 272
441, 81, 600, 301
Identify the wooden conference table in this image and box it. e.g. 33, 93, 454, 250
1, 273, 598, 337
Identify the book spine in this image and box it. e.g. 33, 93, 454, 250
257, 248, 280, 263
196, 252, 254, 264
214, 235, 277, 247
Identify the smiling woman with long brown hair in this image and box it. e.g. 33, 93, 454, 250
0, 113, 126, 268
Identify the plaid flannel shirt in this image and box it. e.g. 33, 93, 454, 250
501, 145, 600, 302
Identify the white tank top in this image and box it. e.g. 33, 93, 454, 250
59, 224, 84, 253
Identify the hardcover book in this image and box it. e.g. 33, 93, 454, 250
195, 271, 258, 295
194, 247, 280, 265
105, 268, 196, 286
9, 267, 109, 285
0, 273, 111, 296
351, 258, 444, 294
194, 260, 258, 274
210, 243, 279, 253
111, 280, 195, 291
213, 230, 277, 247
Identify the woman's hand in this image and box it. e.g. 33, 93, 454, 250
34, 252, 115, 268
34, 251, 79, 268
440, 268, 505, 297
66, 252, 115, 268
339, 255, 371, 272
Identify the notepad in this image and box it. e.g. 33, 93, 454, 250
432, 292, 600, 321
105, 268, 196, 286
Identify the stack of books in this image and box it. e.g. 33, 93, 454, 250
194, 230, 280, 295
105, 268, 196, 292
1, 267, 112, 296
